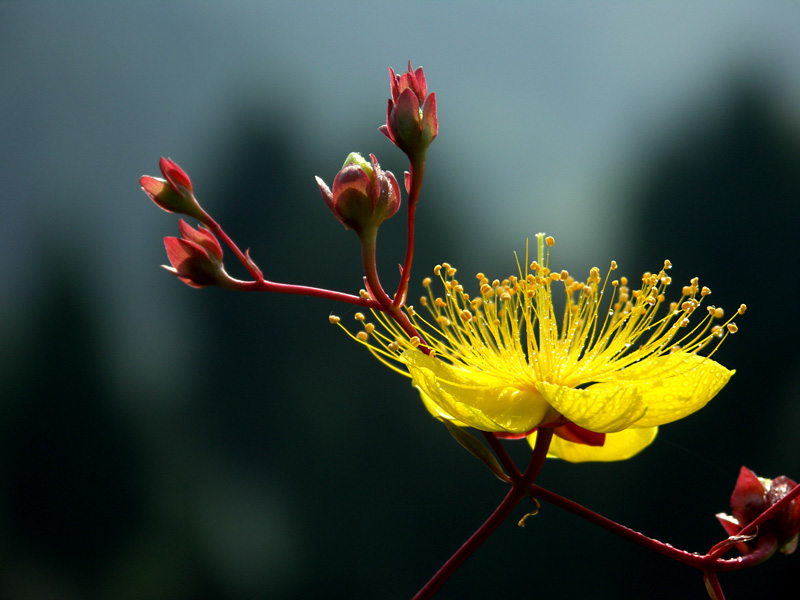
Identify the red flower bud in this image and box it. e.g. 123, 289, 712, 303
140, 158, 206, 222
163, 219, 232, 288
315, 153, 401, 236
716, 467, 800, 555
379, 61, 438, 158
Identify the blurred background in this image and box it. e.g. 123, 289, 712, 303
2, 2, 800, 599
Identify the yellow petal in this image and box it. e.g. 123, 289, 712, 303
612, 353, 733, 427
528, 426, 659, 463
535, 381, 646, 433
417, 387, 472, 427
402, 349, 553, 433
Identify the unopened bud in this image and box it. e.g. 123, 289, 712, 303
140, 157, 206, 222
716, 466, 800, 556
315, 152, 401, 237
378, 61, 438, 159
163, 219, 233, 289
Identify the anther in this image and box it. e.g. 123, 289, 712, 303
663, 259, 672, 270
714, 308, 725, 319
359, 289, 370, 299
460, 309, 473, 322
365, 323, 375, 333
727, 323, 738, 334
701, 286, 711, 296
738, 304, 747, 315
355, 312, 366, 321
434, 265, 442, 276
356, 331, 369, 341
610, 260, 618, 270
409, 336, 421, 347
545, 236, 555, 247
437, 316, 451, 327
423, 277, 432, 287
329, 315, 340, 324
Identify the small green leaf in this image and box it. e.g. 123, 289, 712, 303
443, 422, 512, 483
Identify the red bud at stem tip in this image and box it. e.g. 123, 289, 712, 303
163, 219, 234, 289
140, 157, 206, 222
379, 61, 438, 158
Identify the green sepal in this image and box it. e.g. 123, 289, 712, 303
443, 421, 512, 483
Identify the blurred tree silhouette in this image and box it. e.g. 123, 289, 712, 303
1, 74, 798, 600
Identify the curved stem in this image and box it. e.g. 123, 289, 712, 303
359, 226, 394, 308
200, 210, 265, 283
231, 278, 383, 308
528, 483, 709, 569
712, 535, 778, 571
394, 157, 426, 308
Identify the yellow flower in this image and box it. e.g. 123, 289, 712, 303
336, 234, 743, 462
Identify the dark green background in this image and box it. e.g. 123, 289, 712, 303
2, 3, 799, 599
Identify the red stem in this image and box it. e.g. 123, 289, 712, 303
483, 432, 521, 480
359, 227, 395, 308
704, 571, 726, 600
232, 279, 383, 308
412, 429, 553, 599
200, 211, 263, 282
528, 483, 710, 569
394, 157, 425, 308
411, 486, 526, 600
199, 209, 384, 309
